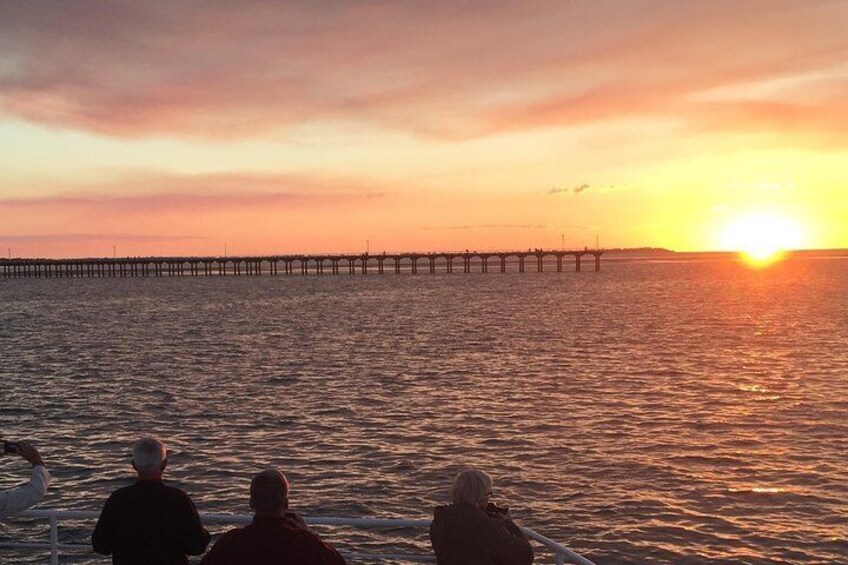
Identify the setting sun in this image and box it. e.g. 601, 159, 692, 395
720, 211, 805, 266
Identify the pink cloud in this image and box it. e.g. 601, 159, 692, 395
0, 233, 205, 244
0, 172, 393, 215
686, 99, 848, 146
1, 1, 846, 143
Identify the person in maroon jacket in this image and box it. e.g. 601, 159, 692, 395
430, 468, 534, 565
201, 468, 346, 565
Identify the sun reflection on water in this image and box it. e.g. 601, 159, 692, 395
737, 383, 782, 401
740, 249, 787, 268
728, 486, 788, 494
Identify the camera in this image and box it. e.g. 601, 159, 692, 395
486, 502, 509, 516
3, 441, 21, 454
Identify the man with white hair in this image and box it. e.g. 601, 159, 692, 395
430, 468, 534, 564
92, 437, 210, 565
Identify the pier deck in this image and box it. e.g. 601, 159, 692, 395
0, 250, 603, 278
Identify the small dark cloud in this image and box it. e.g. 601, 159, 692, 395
549, 183, 591, 195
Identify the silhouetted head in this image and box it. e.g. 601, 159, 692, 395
132, 437, 167, 479
250, 469, 290, 515
451, 468, 493, 509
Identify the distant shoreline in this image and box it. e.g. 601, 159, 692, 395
602, 248, 848, 262
605, 247, 848, 255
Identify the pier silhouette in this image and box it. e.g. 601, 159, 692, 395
0, 249, 603, 278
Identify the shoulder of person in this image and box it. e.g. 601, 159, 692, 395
161, 483, 198, 500
283, 511, 309, 529
287, 523, 332, 544
204, 525, 245, 556
218, 524, 249, 542
480, 512, 523, 536
106, 482, 138, 500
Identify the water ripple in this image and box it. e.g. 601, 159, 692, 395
1, 258, 847, 563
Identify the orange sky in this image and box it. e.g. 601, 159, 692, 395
1, 1, 847, 258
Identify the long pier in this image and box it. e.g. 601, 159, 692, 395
0, 249, 603, 279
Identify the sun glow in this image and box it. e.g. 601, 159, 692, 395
720, 211, 804, 266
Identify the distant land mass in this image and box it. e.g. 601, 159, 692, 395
605, 247, 847, 255
603, 247, 848, 261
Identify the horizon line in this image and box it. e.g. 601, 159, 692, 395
2, 247, 848, 262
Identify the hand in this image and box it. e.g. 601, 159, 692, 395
17, 442, 45, 467
486, 502, 512, 521
494, 508, 514, 522
284, 511, 309, 530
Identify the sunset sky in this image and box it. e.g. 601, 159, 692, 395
1, 1, 847, 258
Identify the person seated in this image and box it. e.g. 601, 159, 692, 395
430, 468, 534, 565
0, 441, 50, 518
92, 436, 210, 564
201, 468, 346, 565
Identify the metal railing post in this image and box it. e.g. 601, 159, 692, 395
556, 550, 566, 565
50, 514, 59, 565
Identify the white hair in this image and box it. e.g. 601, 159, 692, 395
132, 437, 166, 474
451, 468, 493, 508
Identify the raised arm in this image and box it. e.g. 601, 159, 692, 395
485, 515, 534, 565
0, 442, 50, 517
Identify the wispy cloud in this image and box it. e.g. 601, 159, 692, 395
423, 224, 547, 231
0, 233, 205, 243
0, 172, 394, 215
1, 1, 846, 143
686, 99, 848, 146
0, 191, 390, 214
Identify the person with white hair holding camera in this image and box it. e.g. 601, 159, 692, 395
92, 436, 210, 565
430, 468, 534, 565
0, 440, 50, 518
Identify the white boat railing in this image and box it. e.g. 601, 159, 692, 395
2, 508, 597, 565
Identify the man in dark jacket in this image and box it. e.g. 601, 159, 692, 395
200, 468, 346, 565
92, 437, 210, 565
430, 468, 533, 565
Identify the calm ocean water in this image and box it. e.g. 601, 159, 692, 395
1, 255, 847, 564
